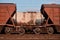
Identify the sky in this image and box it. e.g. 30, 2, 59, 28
0, 0, 60, 12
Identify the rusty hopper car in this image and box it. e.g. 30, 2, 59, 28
41, 4, 60, 34
0, 3, 16, 33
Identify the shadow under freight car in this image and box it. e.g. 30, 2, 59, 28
0, 27, 5, 34
0, 27, 60, 34
0, 28, 60, 34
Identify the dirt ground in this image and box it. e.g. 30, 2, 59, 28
0, 34, 60, 40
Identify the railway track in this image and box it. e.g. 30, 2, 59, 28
0, 34, 60, 40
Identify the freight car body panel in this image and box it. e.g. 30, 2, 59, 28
0, 3, 16, 24
13, 12, 44, 25
0, 3, 16, 32
41, 4, 60, 32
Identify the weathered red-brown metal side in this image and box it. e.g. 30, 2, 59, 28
41, 4, 60, 32
0, 3, 16, 32
0, 3, 16, 24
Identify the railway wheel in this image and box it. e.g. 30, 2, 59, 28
33, 28, 41, 34
5, 27, 12, 34
47, 27, 54, 34
19, 28, 25, 35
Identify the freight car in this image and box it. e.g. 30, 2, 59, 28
0, 3, 16, 33
41, 4, 60, 34
13, 12, 45, 34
